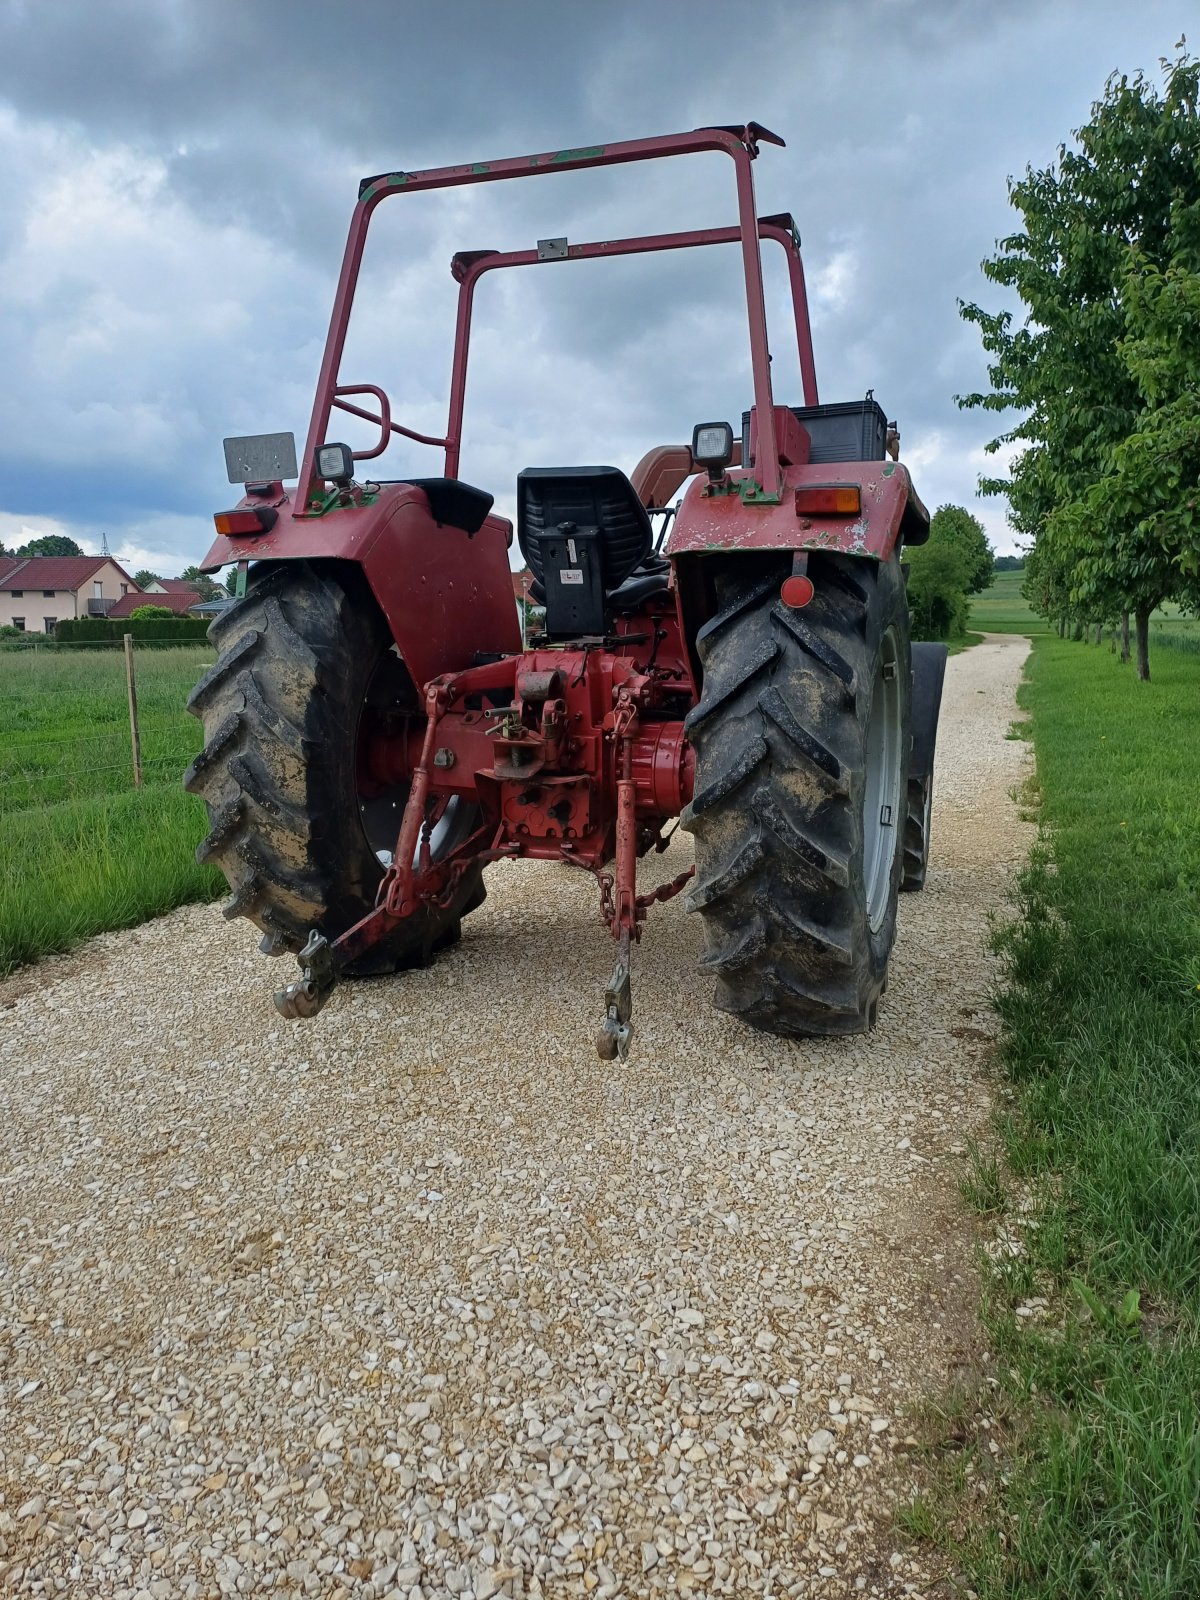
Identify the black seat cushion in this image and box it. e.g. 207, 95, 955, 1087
609, 567, 671, 612
517, 466, 653, 599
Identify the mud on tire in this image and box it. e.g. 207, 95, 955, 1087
184, 560, 483, 974
683, 552, 911, 1037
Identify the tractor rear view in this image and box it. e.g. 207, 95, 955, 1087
186, 123, 946, 1058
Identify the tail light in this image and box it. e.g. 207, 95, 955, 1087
794, 485, 861, 516
213, 506, 278, 536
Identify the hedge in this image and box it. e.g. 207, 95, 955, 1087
55, 616, 213, 644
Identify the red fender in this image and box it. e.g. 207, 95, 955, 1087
201, 483, 520, 689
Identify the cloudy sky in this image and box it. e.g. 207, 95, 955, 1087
0, 0, 1192, 572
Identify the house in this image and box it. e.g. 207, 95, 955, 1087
108, 576, 230, 622
144, 578, 202, 597
0, 556, 142, 634
108, 587, 199, 619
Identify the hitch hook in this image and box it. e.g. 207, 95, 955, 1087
597, 940, 633, 1062
274, 930, 338, 1020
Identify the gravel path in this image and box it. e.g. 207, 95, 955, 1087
0, 634, 1032, 1599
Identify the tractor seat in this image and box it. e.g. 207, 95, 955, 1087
609, 552, 670, 613
517, 465, 670, 635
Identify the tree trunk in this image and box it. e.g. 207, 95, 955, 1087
1120, 611, 1130, 664
1093, 622, 1103, 645
1072, 618, 1084, 641
1057, 616, 1066, 638
1134, 607, 1150, 681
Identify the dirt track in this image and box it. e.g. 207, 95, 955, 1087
0, 634, 1032, 1599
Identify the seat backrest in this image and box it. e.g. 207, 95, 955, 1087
517, 466, 652, 599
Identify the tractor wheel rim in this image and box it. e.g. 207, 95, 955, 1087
863, 625, 903, 932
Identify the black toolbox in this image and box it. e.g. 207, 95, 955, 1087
742, 395, 888, 466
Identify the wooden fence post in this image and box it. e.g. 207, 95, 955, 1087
124, 633, 143, 789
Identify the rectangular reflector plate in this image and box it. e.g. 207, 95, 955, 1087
223, 432, 298, 485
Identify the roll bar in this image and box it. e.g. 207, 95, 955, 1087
298, 124, 817, 510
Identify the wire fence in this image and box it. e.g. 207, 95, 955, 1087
0, 639, 215, 817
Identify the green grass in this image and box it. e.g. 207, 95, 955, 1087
909, 637, 1200, 1597
967, 568, 1047, 636
0, 646, 223, 973
0, 645, 213, 808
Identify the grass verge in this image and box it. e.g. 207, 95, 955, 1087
0, 646, 222, 973
904, 636, 1200, 1598
0, 788, 223, 975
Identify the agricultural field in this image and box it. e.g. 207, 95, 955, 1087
0, 644, 222, 974
969, 568, 1200, 660
967, 568, 1045, 636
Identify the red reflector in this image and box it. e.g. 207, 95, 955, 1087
213, 507, 276, 536
780, 575, 815, 609
794, 485, 861, 516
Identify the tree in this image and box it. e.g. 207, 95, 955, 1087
958, 49, 1200, 679
134, 569, 162, 589
994, 554, 1026, 571
128, 604, 175, 621
15, 534, 84, 558
178, 564, 223, 601
1063, 222, 1200, 675
904, 505, 992, 641
929, 504, 994, 593
905, 524, 972, 642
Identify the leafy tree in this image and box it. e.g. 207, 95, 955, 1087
905, 528, 972, 642
134, 569, 162, 589
128, 604, 176, 621
15, 534, 84, 558
178, 564, 223, 601
929, 504, 994, 593
1061, 217, 1200, 674
994, 554, 1026, 571
958, 48, 1200, 679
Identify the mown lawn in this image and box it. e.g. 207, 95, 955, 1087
0, 645, 223, 973
911, 636, 1200, 1598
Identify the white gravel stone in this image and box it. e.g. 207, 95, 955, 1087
0, 634, 1033, 1596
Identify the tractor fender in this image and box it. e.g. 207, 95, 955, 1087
199, 483, 520, 688
910, 641, 948, 781
668, 460, 929, 691
667, 459, 929, 563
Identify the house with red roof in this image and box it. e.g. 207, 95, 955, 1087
0, 556, 142, 634
145, 577, 203, 597
107, 588, 199, 619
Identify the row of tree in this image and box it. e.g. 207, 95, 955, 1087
959, 47, 1200, 680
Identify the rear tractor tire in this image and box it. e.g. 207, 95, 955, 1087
184, 560, 484, 975
683, 552, 911, 1036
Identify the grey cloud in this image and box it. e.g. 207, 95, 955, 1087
0, 0, 1195, 566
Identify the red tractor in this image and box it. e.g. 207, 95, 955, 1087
187, 123, 946, 1059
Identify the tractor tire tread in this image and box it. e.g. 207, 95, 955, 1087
684, 551, 910, 1037
186, 559, 484, 971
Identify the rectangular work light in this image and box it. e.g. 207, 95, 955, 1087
316, 442, 355, 484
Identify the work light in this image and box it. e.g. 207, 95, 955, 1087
691, 421, 733, 480
316, 442, 355, 485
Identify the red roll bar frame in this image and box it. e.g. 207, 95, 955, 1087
298, 123, 819, 511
